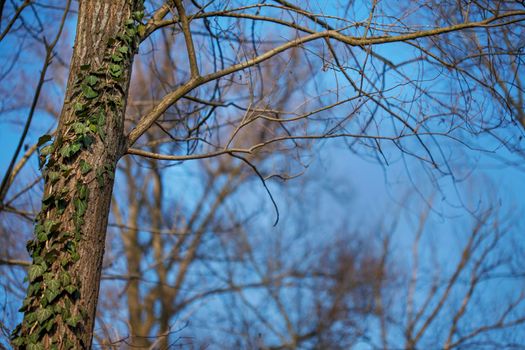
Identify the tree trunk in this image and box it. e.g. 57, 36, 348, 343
12, 1, 143, 348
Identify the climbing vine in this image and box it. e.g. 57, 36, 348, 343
11, 10, 145, 350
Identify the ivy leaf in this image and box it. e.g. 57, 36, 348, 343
59, 144, 71, 158
59, 141, 82, 159
97, 111, 105, 126
77, 183, 89, 199
85, 75, 98, 86
110, 63, 121, 72
79, 160, 92, 175
43, 220, 59, 234
132, 10, 144, 21
74, 102, 85, 113
118, 46, 128, 54
73, 122, 87, 135
111, 53, 123, 62
47, 278, 61, 291
45, 288, 60, 303
81, 84, 98, 99
66, 315, 81, 328
71, 250, 80, 262
74, 197, 87, 217
36, 307, 54, 323
79, 134, 94, 148
60, 272, 72, 286
25, 311, 37, 324
126, 27, 137, 37
43, 318, 55, 332
64, 284, 77, 295
28, 282, 42, 296
44, 280, 60, 303
28, 264, 46, 282
109, 64, 122, 78
137, 24, 146, 37
47, 171, 60, 183
60, 257, 70, 267
37, 134, 52, 147
36, 230, 47, 242
11, 337, 25, 347
28, 343, 45, 350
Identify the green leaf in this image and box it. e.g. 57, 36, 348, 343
45, 288, 60, 303
97, 111, 105, 126
118, 46, 128, 54
28, 342, 45, 350
66, 315, 81, 328
80, 64, 91, 71
36, 307, 54, 323
81, 84, 98, 99
28, 264, 46, 282
25, 311, 37, 324
47, 278, 61, 291
85, 75, 98, 86
125, 18, 134, 26
43, 318, 55, 332
60, 257, 69, 267
47, 171, 60, 183
74, 102, 84, 112
28, 282, 41, 296
77, 183, 89, 199
43, 272, 54, 282
64, 284, 77, 295
111, 53, 123, 62
126, 27, 136, 37
79, 134, 94, 148
74, 197, 87, 217
60, 163, 72, 174
59, 144, 71, 158
79, 160, 92, 175
71, 250, 80, 262
72, 122, 87, 135
11, 337, 25, 347
43, 220, 59, 233
71, 142, 82, 155
109, 63, 123, 77
60, 272, 72, 286
110, 70, 122, 78
36, 230, 47, 242
110, 63, 121, 72
137, 24, 146, 37
57, 199, 67, 215
118, 33, 132, 43
132, 10, 144, 21
37, 134, 52, 147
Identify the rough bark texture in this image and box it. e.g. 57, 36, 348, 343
13, 1, 142, 348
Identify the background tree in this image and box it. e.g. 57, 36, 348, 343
0, 0, 524, 349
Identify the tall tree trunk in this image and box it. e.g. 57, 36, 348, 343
12, 1, 143, 348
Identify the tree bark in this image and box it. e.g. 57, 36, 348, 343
12, 1, 143, 349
